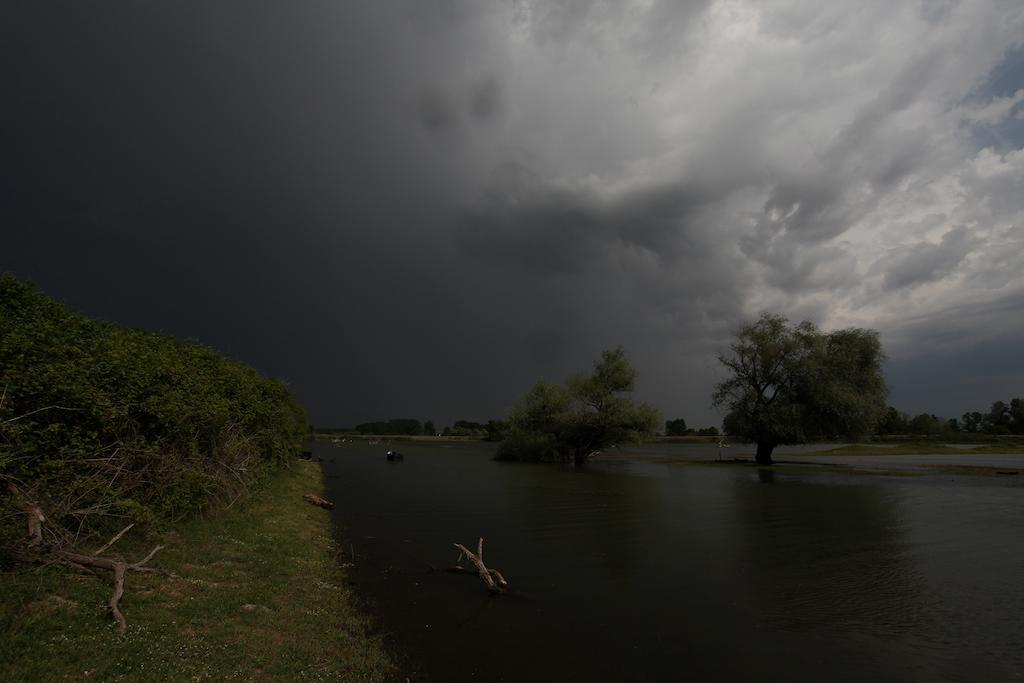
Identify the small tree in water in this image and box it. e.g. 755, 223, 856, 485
713, 314, 888, 465
496, 347, 661, 465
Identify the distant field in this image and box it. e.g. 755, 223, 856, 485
807, 442, 1024, 456
316, 434, 1024, 454
314, 433, 481, 442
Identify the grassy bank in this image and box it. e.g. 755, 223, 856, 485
1, 461, 393, 681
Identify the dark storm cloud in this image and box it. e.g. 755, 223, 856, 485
457, 165, 714, 274
3, 0, 1023, 430
415, 76, 502, 132
878, 226, 975, 291
469, 76, 502, 121
453, 160, 747, 362
416, 87, 460, 132
459, 197, 603, 275
883, 288, 1024, 416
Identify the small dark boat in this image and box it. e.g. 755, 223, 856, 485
386, 450, 404, 462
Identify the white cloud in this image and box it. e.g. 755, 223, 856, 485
458, 1, 1024, 326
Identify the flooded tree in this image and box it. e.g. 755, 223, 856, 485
496, 347, 660, 464
713, 314, 887, 464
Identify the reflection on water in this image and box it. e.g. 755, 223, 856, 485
318, 441, 1024, 682
734, 471, 921, 634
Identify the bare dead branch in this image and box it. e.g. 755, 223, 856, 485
109, 563, 126, 632
27, 505, 45, 547
23, 504, 169, 633
60, 546, 165, 632
3, 405, 82, 424
130, 545, 164, 569
93, 523, 134, 556
63, 559, 103, 579
488, 568, 509, 591
452, 538, 507, 594
445, 565, 509, 590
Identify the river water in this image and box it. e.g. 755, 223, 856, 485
316, 441, 1024, 682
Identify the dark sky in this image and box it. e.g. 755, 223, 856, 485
3, 1, 1024, 428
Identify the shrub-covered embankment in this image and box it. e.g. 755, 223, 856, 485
0, 273, 308, 550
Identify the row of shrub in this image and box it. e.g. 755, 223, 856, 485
0, 274, 308, 550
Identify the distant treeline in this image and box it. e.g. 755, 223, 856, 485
319, 418, 510, 440
318, 401, 1024, 443
0, 275, 308, 549
877, 401, 1024, 436
663, 418, 720, 437
325, 416, 724, 441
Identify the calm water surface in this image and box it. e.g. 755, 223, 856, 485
316, 441, 1024, 682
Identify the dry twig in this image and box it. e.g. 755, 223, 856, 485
93, 523, 134, 556
3, 405, 82, 424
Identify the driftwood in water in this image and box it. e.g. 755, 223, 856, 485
452, 537, 508, 594
303, 493, 335, 510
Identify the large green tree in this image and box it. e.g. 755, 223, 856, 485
713, 314, 887, 465
496, 347, 661, 465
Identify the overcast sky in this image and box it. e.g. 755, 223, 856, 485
3, 1, 1023, 428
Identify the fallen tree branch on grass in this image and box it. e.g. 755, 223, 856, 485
303, 493, 334, 510
452, 537, 508, 594
17, 505, 173, 633
60, 544, 166, 632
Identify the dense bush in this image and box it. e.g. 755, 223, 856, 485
0, 274, 308, 548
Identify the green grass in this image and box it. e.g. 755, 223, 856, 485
0, 461, 393, 681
